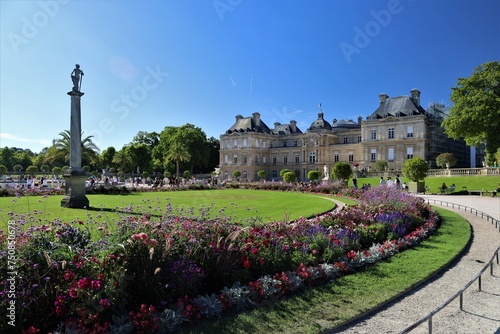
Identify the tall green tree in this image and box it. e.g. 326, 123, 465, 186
13, 149, 35, 170
100, 146, 117, 170
44, 130, 100, 168
125, 143, 152, 173
0, 147, 16, 170
442, 61, 500, 161
132, 131, 159, 147
112, 149, 133, 173
153, 124, 215, 175
165, 142, 191, 178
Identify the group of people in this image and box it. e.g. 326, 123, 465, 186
378, 175, 403, 189
440, 183, 456, 194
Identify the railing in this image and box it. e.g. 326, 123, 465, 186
361, 167, 500, 178
400, 247, 499, 334
400, 199, 500, 333
423, 199, 500, 232
427, 167, 500, 177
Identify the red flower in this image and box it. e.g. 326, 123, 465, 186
63, 270, 75, 281
241, 256, 251, 269
22, 326, 40, 334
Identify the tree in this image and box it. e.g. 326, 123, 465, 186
112, 150, 133, 173
258, 170, 266, 181
100, 146, 117, 170
232, 170, 241, 181
279, 169, 292, 179
183, 170, 191, 179
442, 61, 500, 161
52, 166, 62, 176
0, 147, 15, 170
125, 143, 152, 173
374, 160, 388, 172
307, 170, 320, 182
402, 157, 429, 182
45, 130, 100, 168
331, 162, 353, 181
132, 131, 159, 147
26, 165, 38, 176
435, 153, 457, 169
153, 125, 216, 175
13, 150, 34, 171
283, 171, 296, 183
165, 142, 191, 178
13, 164, 23, 172
40, 165, 50, 173
0, 165, 7, 176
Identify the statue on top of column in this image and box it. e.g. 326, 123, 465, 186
71, 64, 84, 91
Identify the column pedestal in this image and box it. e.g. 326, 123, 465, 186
61, 169, 89, 208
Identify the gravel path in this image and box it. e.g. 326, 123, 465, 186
331, 195, 500, 334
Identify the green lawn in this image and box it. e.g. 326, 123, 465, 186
179, 207, 471, 334
352, 175, 500, 194
0, 189, 337, 232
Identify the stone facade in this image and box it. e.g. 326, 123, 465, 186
219, 89, 470, 181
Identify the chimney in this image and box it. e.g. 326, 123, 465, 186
379, 93, 389, 104
274, 122, 281, 128
235, 114, 243, 121
410, 88, 421, 106
332, 118, 337, 124
290, 120, 297, 132
357, 115, 362, 125
252, 112, 261, 127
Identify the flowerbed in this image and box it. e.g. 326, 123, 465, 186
0, 187, 439, 333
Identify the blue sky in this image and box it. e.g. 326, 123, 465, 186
1, 0, 499, 153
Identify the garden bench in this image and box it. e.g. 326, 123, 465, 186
467, 188, 491, 196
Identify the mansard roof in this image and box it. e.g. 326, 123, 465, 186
368, 96, 426, 119
226, 113, 272, 134
332, 118, 359, 128
272, 122, 303, 135
308, 111, 332, 131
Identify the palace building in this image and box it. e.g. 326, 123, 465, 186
219, 89, 470, 181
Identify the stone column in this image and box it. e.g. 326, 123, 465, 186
61, 90, 89, 208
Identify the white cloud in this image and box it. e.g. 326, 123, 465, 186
0, 133, 52, 146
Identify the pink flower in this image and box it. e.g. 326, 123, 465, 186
63, 270, 75, 282
99, 298, 110, 309
131, 234, 141, 241
91, 280, 101, 291
69, 287, 78, 298
77, 277, 90, 289
149, 239, 158, 246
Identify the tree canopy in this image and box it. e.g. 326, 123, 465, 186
435, 153, 457, 169
442, 61, 500, 159
402, 157, 429, 182
331, 162, 353, 181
